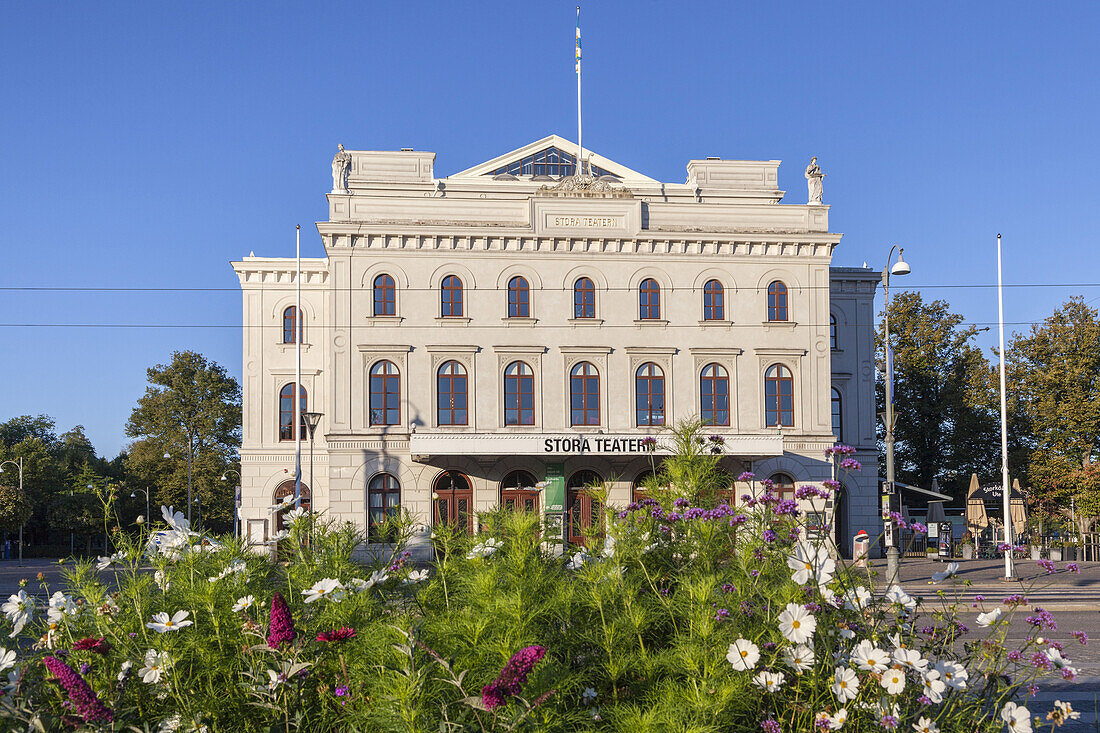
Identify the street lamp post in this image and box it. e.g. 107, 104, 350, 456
0, 457, 24, 566
882, 246, 911, 587
130, 487, 150, 525
221, 469, 241, 539
302, 412, 323, 497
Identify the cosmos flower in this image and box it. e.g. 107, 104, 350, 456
778, 603, 817, 645
302, 578, 346, 604
727, 639, 760, 671
832, 666, 859, 702
1001, 702, 1032, 733
146, 610, 192, 633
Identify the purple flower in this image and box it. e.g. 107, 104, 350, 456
722, 583, 737, 594
1072, 630, 1088, 645
79, 662, 92, 675
72, 637, 111, 655
1063, 667, 1077, 681
737, 471, 755, 482
881, 715, 899, 730
673, 497, 689, 508
1037, 559, 1056, 574
1008, 650, 1023, 662
1003, 594, 1028, 607
739, 601, 754, 616
839, 458, 862, 471
761, 641, 777, 652
481, 645, 546, 710
43, 656, 113, 723
1026, 683, 1039, 696
762, 530, 777, 543
317, 627, 357, 643
267, 592, 296, 649
1067, 563, 1080, 573
1024, 607, 1057, 631
974, 594, 985, 602
760, 718, 782, 733
917, 695, 932, 705
1030, 652, 1052, 671
714, 608, 730, 622
335, 684, 349, 697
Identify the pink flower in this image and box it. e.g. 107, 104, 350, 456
43, 656, 113, 723
481, 645, 546, 709
72, 637, 111, 655
317, 627, 357, 643
267, 592, 296, 649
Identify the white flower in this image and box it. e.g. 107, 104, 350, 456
346, 578, 370, 593
565, 550, 588, 570
830, 707, 849, 729
582, 687, 597, 703
891, 647, 928, 672
117, 660, 133, 682
268, 495, 295, 515
1043, 648, 1069, 669
283, 506, 309, 525
850, 639, 890, 673
880, 667, 906, 695
302, 578, 346, 604
783, 644, 815, 673
726, 638, 760, 671
1052, 700, 1080, 723
934, 660, 968, 690
466, 537, 504, 560
403, 569, 429, 585
838, 627, 855, 640
884, 585, 916, 612
2, 590, 34, 637
778, 603, 816, 645
912, 716, 939, 733
751, 670, 785, 692
367, 569, 389, 587
153, 569, 171, 592
47, 591, 77, 624
0, 647, 15, 673
156, 714, 182, 733
208, 559, 248, 583
267, 529, 290, 543
921, 669, 946, 703
843, 586, 872, 612
787, 542, 835, 585
976, 608, 1003, 627
1001, 702, 1032, 733
146, 610, 193, 633
832, 666, 859, 702
930, 562, 960, 583
96, 551, 127, 571
139, 649, 171, 684
232, 595, 255, 613
160, 505, 191, 532
267, 668, 288, 690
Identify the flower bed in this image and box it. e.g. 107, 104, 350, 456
0, 425, 1083, 731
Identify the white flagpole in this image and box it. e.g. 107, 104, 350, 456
997, 233, 1015, 580
294, 224, 302, 510
576, 6, 583, 175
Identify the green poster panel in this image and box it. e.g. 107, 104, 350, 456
544, 462, 565, 512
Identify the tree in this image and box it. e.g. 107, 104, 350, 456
1009, 297, 1100, 526
0, 486, 31, 533
877, 292, 1000, 499
125, 351, 241, 532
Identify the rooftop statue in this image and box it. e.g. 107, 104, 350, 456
331, 144, 352, 194
805, 156, 825, 205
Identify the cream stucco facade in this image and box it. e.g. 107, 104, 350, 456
231, 135, 880, 558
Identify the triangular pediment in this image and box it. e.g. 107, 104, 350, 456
449, 134, 657, 183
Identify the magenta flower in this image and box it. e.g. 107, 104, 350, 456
72, 637, 111, 655
43, 656, 113, 723
481, 645, 546, 710
317, 627, 357, 643
267, 592, 296, 649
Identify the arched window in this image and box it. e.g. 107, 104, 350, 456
367, 473, 400, 541
831, 388, 843, 440
369, 360, 400, 426
437, 361, 468, 426
632, 470, 656, 503
635, 362, 665, 426
567, 470, 603, 546
639, 278, 661, 320
764, 365, 794, 427
507, 276, 530, 318
701, 363, 730, 426
373, 274, 396, 316
278, 383, 307, 441
767, 281, 788, 322
272, 481, 311, 531
441, 275, 463, 317
282, 306, 302, 344
500, 470, 539, 512
433, 471, 472, 533
830, 313, 838, 349
769, 473, 796, 502
703, 280, 725, 321
504, 361, 534, 426
570, 362, 600, 426
574, 277, 595, 319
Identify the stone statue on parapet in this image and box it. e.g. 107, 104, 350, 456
805, 156, 825, 205
331, 144, 352, 194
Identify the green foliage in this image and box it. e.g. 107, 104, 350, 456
0, 485, 31, 532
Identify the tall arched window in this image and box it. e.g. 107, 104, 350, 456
433, 471, 472, 533
570, 362, 600, 426
764, 365, 794, 427
769, 473, 796, 502
574, 277, 595, 319
441, 275, 463, 317
373, 274, 396, 316
703, 280, 725, 321
282, 306, 303, 344
500, 470, 539, 512
701, 363, 730, 426
504, 361, 534, 426
635, 362, 665, 426
367, 473, 400, 541
767, 281, 788, 322
639, 278, 661, 320
507, 276, 530, 318
369, 360, 400, 426
437, 361, 468, 425
830, 313, 838, 350
831, 388, 843, 440
632, 470, 656, 503
272, 481, 311, 531
278, 383, 307, 441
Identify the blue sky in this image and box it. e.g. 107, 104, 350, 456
2, 2, 1098, 457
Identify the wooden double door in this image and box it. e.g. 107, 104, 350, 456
567, 470, 603, 546
433, 471, 473, 533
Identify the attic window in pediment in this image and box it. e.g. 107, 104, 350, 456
488, 146, 615, 179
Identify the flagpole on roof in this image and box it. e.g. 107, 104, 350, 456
576, 6, 583, 175
294, 224, 302, 510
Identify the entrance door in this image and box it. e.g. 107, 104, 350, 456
433, 471, 473, 533
567, 470, 603, 546
272, 481, 311, 532
500, 470, 539, 513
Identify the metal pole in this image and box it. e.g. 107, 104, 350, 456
883, 264, 899, 586
576, 6, 583, 175
997, 234, 1015, 580
70, 488, 74, 557
186, 432, 193, 525
18, 458, 23, 566
294, 225, 302, 510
